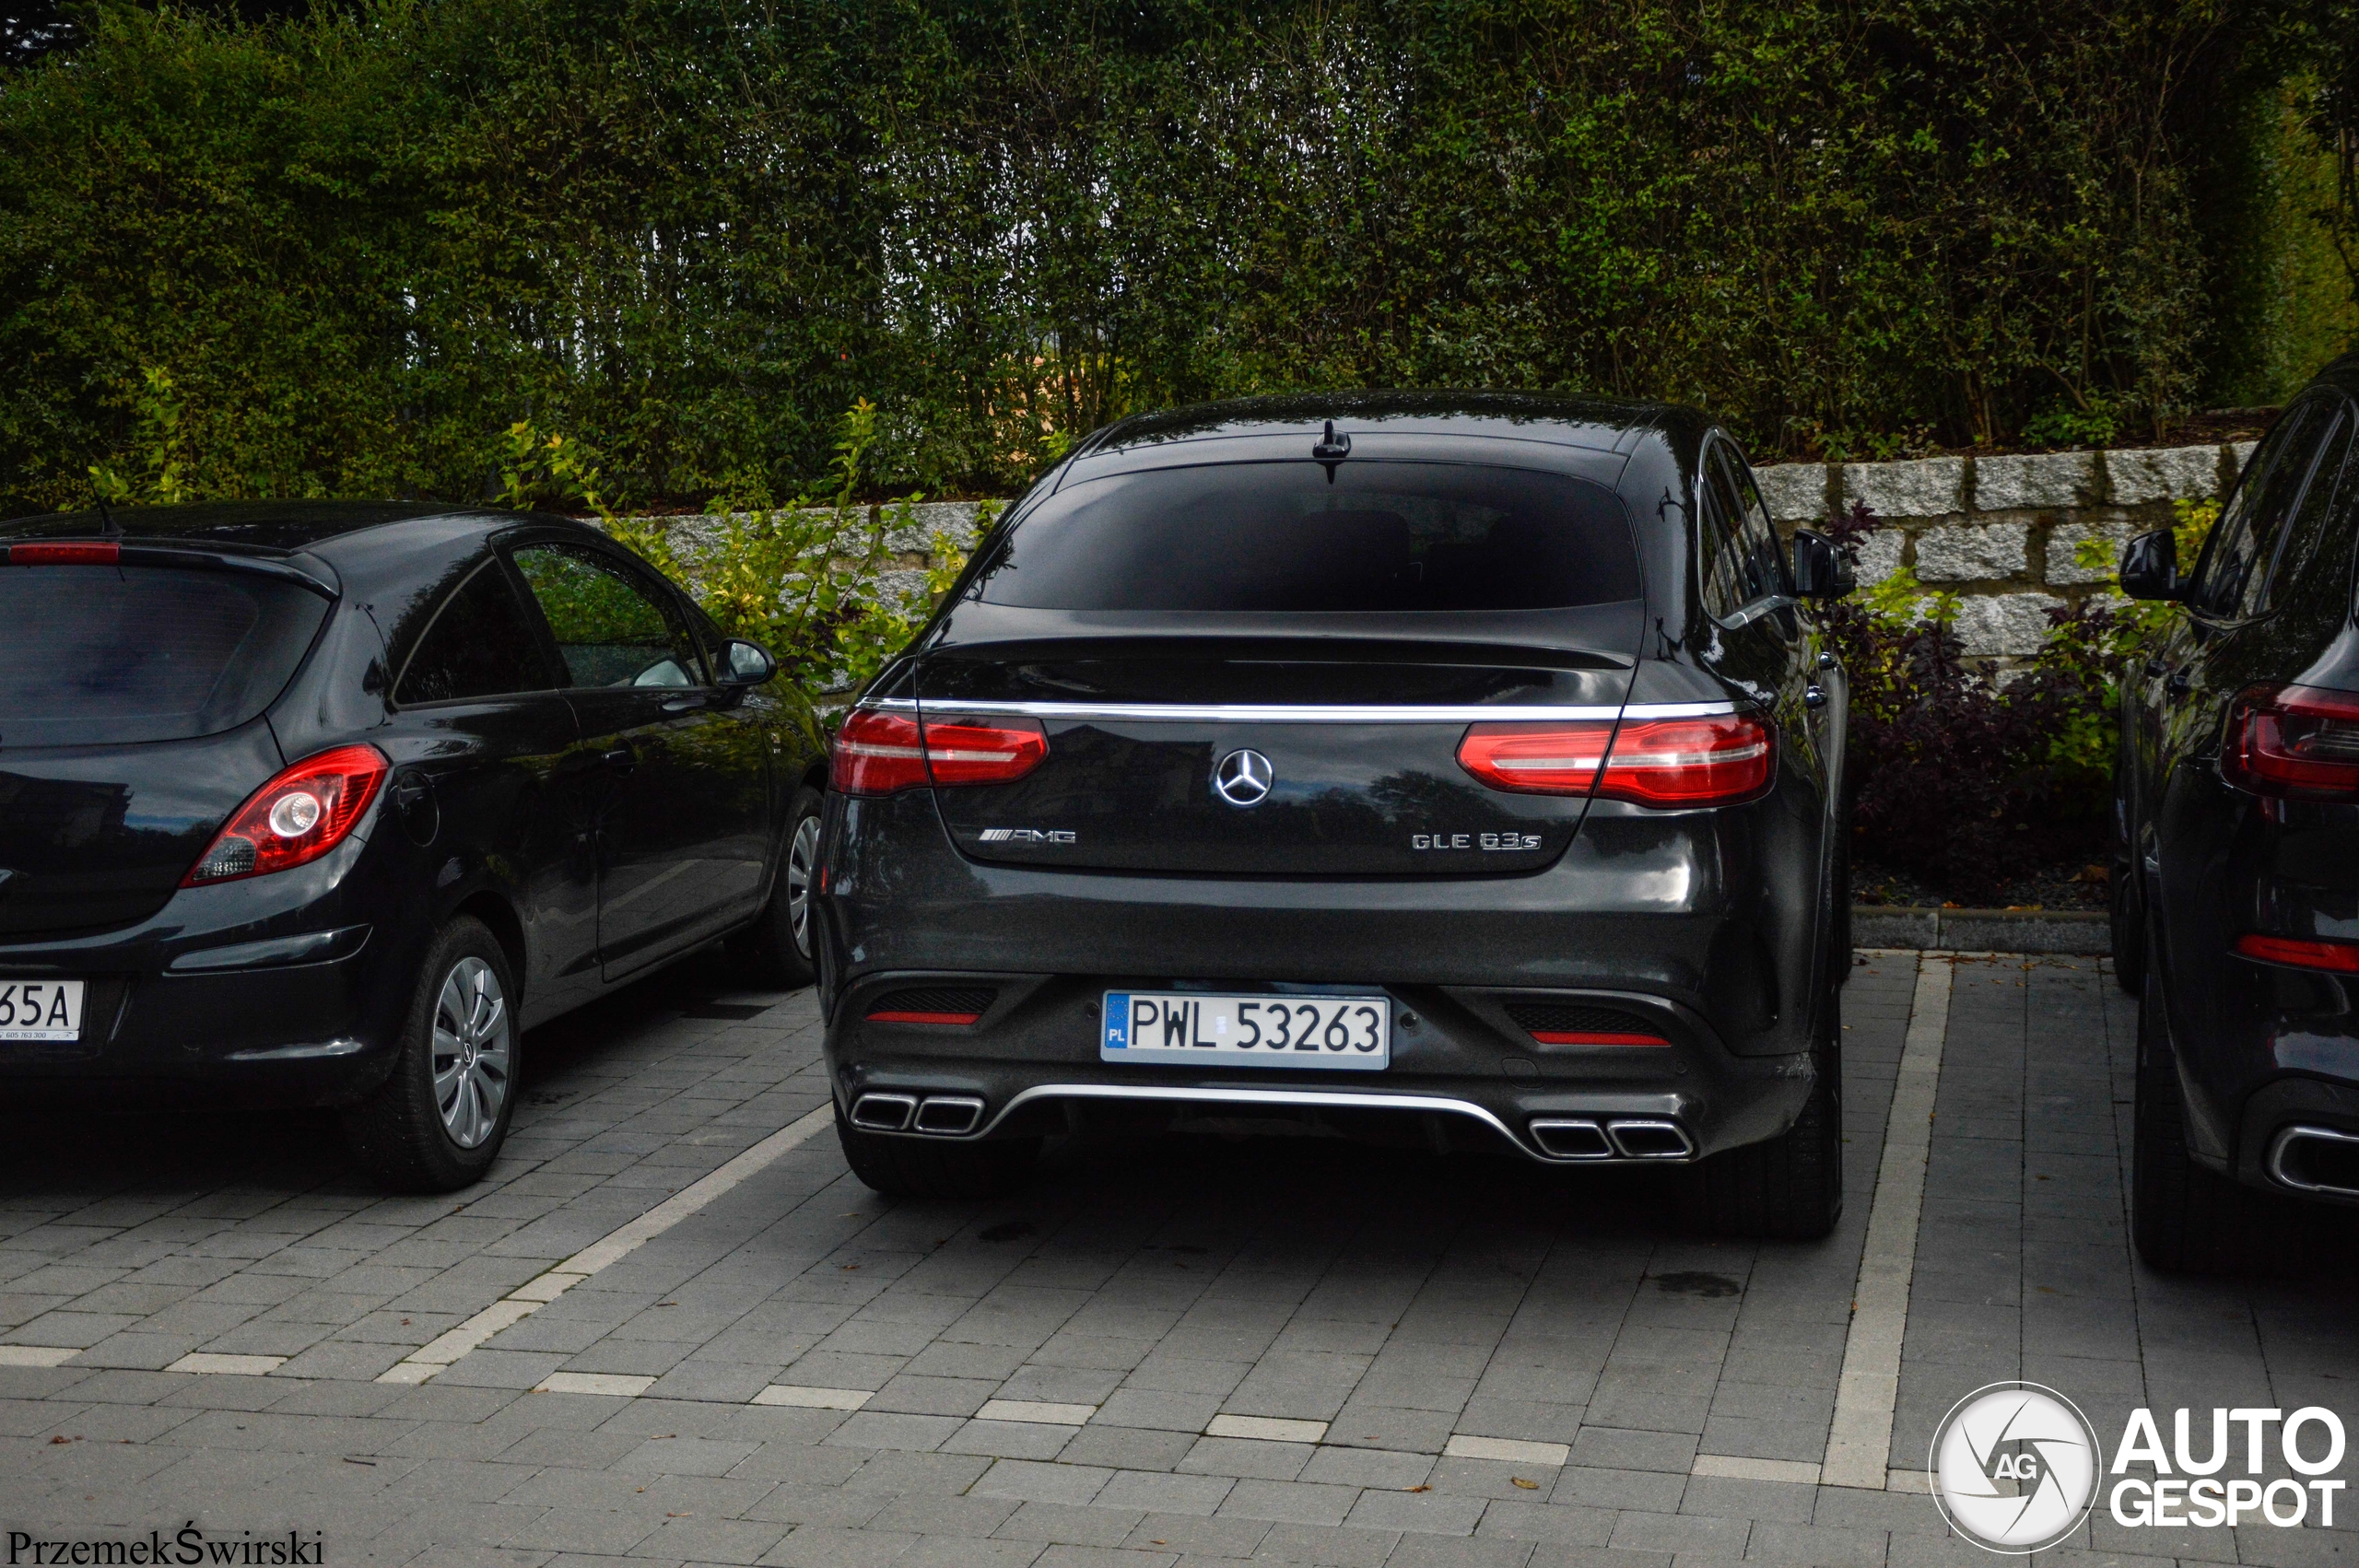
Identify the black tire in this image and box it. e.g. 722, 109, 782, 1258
1685, 986, 1844, 1240
730, 783, 823, 989
341, 916, 520, 1192
2130, 968, 2281, 1272
836, 1117, 1039, 1199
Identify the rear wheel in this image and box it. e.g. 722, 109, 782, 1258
1685, 988, 1843, 1240
2130, 968, 2280, 1272
730, 784, 823, 989
341, 916, 519, 1192
836, 1118, 1038, 1199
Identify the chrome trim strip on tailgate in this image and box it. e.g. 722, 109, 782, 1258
979, 1082, 1528, 1146
874, 699, 1739, 722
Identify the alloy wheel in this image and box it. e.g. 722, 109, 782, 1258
787, 813, 821, 958
431, 955, 511, 1149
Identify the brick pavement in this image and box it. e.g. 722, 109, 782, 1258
0, 954, 2353, 1567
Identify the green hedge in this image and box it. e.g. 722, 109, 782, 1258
0, 0, 2336, 512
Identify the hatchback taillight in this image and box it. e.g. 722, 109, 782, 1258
183, 744, 390, 885
2223, 685, 2359, 801
1458, 712, 1774, 807
831, 708, 1048, 796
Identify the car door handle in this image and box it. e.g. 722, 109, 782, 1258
662, 694, 708, 714
600, 745, 638, 774
2165, 669, 2192, 697
1803, 685, 1827, 709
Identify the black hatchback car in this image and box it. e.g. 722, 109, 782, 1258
2113, 355, 2359, 1268
0, 503, 827, 1189
815, 393, 1857, 1237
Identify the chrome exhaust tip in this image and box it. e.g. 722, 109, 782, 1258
1529, 1117, 1614, 1160
1606, 1119, 1695, 1160
2267, 1124, 2359, 1198
850, 1092, 918, 1132
914, 1095, 985, 1136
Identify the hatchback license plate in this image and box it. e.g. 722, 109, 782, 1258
1102, 992, 1389, 1070
0, 979, 84, 1042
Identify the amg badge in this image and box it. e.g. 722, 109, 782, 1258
1412, 832, 1543, 851
978, 827, 1077, 844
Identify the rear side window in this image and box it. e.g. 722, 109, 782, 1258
0, 565, 328, 747
2247, 406, 2352, 617
2193, 401, 2331, 620
395, 560, 557, 705
511, 544, 705, 688
1699, 441, 1788, 622
975, 462, 1639, 612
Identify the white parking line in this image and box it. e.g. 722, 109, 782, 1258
377, 1102, 837, 1385
1692, 1453, 1822, 1485
1820, 955, 1952, 1490
166, 1352, 285, 1375
978, 1399, 1095, 1425
1207, 1414, 1327, 1444
535, 1371, 654, 1397
0, 1347, 77, 1368
1445, 1434, 1570, 1467
755, 1385, 873, 1410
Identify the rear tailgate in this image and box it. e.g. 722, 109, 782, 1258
916, 639, 1638, 877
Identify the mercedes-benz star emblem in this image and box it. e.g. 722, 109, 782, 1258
1213, 749, 1274, 807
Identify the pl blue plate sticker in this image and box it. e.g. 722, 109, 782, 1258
1104, 993, 1131, 1050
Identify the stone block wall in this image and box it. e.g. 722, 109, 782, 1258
1752, 442, 2254, 656
628, 444, 2255, 673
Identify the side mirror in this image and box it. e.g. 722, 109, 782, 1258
1790, 529, 1854, 600
2118, 530, 2182, 602
720, 639, 779, 685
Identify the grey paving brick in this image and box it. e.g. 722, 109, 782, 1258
1215, 1478, 1360, 1527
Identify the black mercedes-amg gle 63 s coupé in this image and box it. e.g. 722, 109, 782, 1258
0, 503, 826, 1190
814, 393, 1858, 1238
2111, 353, 2359, 1270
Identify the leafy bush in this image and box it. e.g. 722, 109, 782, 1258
0, 0, 2325, 514
1820, 500, 2212, 905
504, 402, 988, 696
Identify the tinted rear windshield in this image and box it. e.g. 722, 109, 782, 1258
0, 565, 330, 747
976, 462, 1640, 612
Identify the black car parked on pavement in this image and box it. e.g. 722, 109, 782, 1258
2114, 355, 2359, 1268
815, 393, 1858, 1237
0, 503, 827, 1189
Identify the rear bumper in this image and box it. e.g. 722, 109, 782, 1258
0, 830, 422, 1107
823, 969, 1817, 1164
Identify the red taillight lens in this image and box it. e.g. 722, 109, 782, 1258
830, 708, 1049, 796
8, 541, 120, 565
920, 717, 1049, 786
2235, 934, 2359, 972
1458, 712, 1774, 807
832, 708, 928, 794
1456, 721, 1614, 794
2223, 685, 2359, 801
183, 744, 390, 886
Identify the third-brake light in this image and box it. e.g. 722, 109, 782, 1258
831, 708, 1048, 795
1458, 712, 1774, 806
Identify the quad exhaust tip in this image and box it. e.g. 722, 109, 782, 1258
1527, 1117, 1695, 1162
2267, 1124, 2359, 1199
850, 1093, 986, 1137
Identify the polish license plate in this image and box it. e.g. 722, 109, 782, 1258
1101, 992, 1389, 1070
0, 979, 84, 1042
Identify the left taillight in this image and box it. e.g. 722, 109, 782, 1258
1458, 711, 1774, 807
2223, 685, 2359, 801
183, 744, 390, 886
830, 707, 1048, 796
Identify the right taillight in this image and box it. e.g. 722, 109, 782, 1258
2223, 685, 2359, 801
830, 707, 1049, 796
1459, 712, 1774, 807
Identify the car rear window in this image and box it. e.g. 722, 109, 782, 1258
975, 462, 1641, 612
0, 566, 330, 747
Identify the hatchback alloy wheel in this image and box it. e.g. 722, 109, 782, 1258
787, 813, 821, 959
432, 955, 511, 1149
